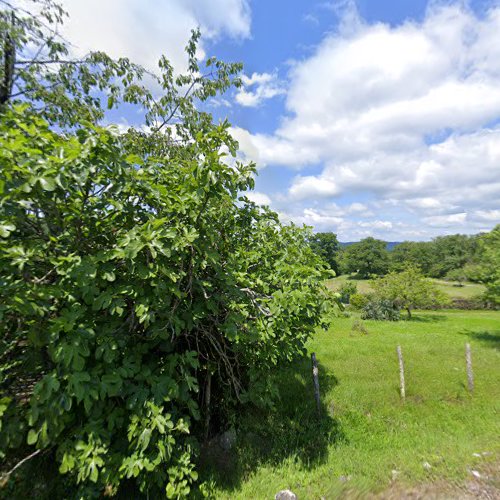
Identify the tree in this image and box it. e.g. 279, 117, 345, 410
476, 225, 500, 305
0, 2, 334, 496
343, 237, 389, 278
309, 232, 340, 274
390, 241, 435, 275
390, 236, 480, 278
429, 234, 479, 278
372, 266, 448, 319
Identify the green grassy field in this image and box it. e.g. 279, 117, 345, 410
326, 275, 486, 300
205, 310, 500, 499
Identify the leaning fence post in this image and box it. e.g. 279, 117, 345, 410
397, 345, 405, 400
311, 352, 321, 415
465, 343, 474, 393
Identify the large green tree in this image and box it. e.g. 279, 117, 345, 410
429, 234, 479, 278
343, 237, 389, 278
309, 232, 340, 274
390, 241, 435, 275
477, 225, 500, 305
0, 1, 334, 497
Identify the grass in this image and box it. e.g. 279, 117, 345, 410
204, 310, 500, 498
326, 274, 486, 300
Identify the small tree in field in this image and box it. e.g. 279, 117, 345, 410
372, 266, 448, 319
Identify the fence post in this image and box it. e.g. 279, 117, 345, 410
311, 352, 321, 415
465, 343, 474, 393
397, 345, 405, 400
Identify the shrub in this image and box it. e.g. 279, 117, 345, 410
0, 4, 335, 495
361, 299, 401, 321
0, 104, 334, 497
339, 281, 357, 304
349, 293, 369, 310
351, 320, 369, 335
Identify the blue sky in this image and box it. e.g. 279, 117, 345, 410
61, 0, 500, 241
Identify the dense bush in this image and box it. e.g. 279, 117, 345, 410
361, 299, 401, 321
349, 293, 369, 311
0, 108, 332, 498
0, 2, 334, 497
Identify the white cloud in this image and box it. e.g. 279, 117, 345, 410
245, 191, 272, 206
235, 3, 500, 239
288, 176, 339, 200
472, 209, 500, 222
59, 0, 251, 71
424, 212, 467, 227
235, 72, 285, 107
359, 220, 393, 230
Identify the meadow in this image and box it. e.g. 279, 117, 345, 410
206, 310, 500, 498
326, 275, 487, 300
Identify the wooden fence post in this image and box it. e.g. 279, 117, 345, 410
397, 345, 405, 400
311, 353, 321, 415
465, 343, 474, 393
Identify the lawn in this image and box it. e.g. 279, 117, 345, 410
326, 275, 486, 300
204, 310, 500, 499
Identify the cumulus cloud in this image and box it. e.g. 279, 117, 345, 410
59, 0, 251, 71
245, 191, 272, 206
235, 72, 285, 107
235, 2, 500, 239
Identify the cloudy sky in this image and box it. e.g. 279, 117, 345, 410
59, 0, 500, 241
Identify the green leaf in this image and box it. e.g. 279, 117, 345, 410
0, 223, 15, 238
38, 177, 57, 191
27, 429, 38, 445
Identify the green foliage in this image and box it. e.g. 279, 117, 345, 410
361, 299, 401, 321
0, 2, 334, 496
477, 225, 500, 305
348, 293, 369, 311
371, 266, 448, 319
390, 235, 480, 278
309, 232, 340, 274
343, 238, 389, 278
338, 281, 357, 304
0, 106, 331, 497
390, 241, 435, 274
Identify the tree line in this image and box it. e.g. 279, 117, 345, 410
309, 228, 500, 304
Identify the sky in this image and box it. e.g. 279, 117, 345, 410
58, 0, 500, 241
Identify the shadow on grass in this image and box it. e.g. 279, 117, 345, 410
198, 356, 344, 496
460, 329, 500, 350
408, 313, 448, 323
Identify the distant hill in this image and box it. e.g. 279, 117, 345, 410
340, 241, 401, 251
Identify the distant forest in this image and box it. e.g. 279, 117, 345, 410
310, 230, 497, 284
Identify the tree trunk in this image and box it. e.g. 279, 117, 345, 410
406, 307, 412, 319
